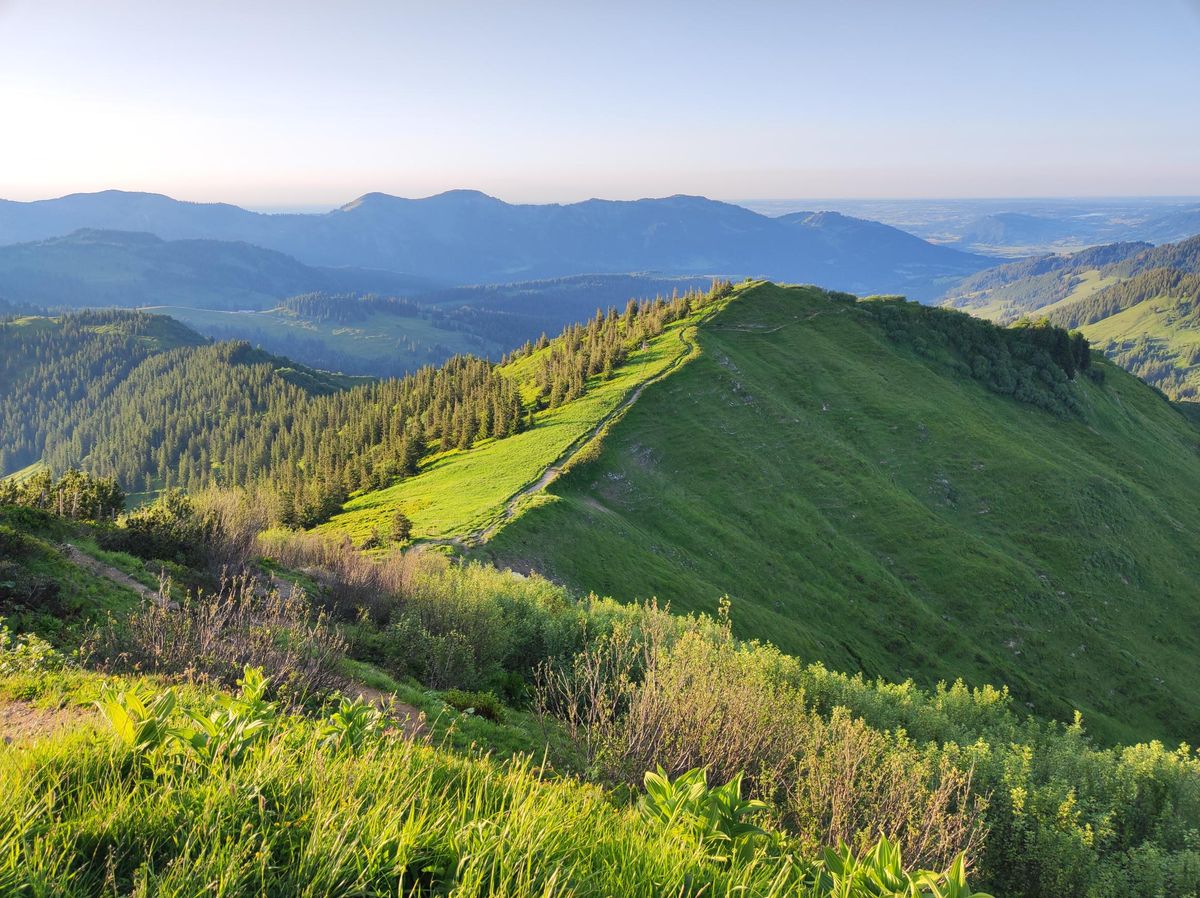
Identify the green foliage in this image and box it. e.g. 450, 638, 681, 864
442, 688, 506, 723
317, 693, 386, 752
0, 468, 124, 520
172, 666, 277, 769
0, 617, 68, 675
639, 767, 770, 862
813, 838, 992, 898
865, 298, 1087, 416
2, 674, 990, 898
102, 488, 212, 563
95, 681, 177, 756
95, 666, 277, 772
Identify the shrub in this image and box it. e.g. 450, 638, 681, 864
537, 616, 985, 873
0, 617, 69, 675
90, 574, 346, 705
102, 489, 214, 565
442, 688, 505, 723
0, 560, 63, 616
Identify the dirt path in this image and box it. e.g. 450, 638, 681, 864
1, 700, 95, 745
417, 306, 715, 552
351, 686, 427, 739
60, 544, 159, 601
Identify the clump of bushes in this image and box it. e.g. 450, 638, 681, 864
863, 298, 1091, 416
536, 613, 985, 873
536, 604, 1200, 897
90, 574, 346, 706
0, 617, 68, 675
442, 688, 505, 723
99, 489, 215, 566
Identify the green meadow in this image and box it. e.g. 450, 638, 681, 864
318, 300, 724, 546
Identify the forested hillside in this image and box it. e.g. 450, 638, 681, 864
942, 235, 1200, 399
0, 311, 207, 475
483, 282, 1200, 744
1, 286, 731, 527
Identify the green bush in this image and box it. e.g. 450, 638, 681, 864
0, 617, 69, 675
442, 688, 506, 723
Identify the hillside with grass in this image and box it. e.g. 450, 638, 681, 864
317, 291, 727, 545
5, 467, 1200, 896
476, 282, 1200, 745
941, 236, 1200, 399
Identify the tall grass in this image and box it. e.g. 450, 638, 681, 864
0, 688, 989, 898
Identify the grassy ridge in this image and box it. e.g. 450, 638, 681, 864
484, 283, 1200, 744
318, 299, 726, 545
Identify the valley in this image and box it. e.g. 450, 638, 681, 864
941, 236, 1200, 400
6, 5, 1200, 894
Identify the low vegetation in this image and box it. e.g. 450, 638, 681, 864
488, 282, 1200, 745
6, 279, 1200, 895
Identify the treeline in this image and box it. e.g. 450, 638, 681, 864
0, 468, 124, 520
279, 292, 426, 323
1100, 335, 1200, 402
191, 320, 469, 378
5, 281, 732, 527
1048, 268, 1200, 330
951, 241, 1149, 295
864, 298, 1094, 416
1114, 233, 1200, 277
0, 310, 203, 475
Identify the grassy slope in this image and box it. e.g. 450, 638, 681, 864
484, 283, 1200, 744
950, 268, 1120, 323
318, 300, 724, 545
1080, 296, 1200, 392
0, 508, 145, 643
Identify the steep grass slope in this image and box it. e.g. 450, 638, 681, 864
484, 283, 1200, 743
318, 298, 726, 545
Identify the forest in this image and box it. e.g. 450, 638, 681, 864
2, 282, 733, 527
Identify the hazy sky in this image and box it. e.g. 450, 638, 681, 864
2, 0, 1199, 207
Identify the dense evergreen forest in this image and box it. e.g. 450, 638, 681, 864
2, 283, 733, 526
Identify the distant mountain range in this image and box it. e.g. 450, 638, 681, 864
0, 190, 993, 300
741, 197, 1200, 256
0, 229, 434, 310
949, 207, 1200, 253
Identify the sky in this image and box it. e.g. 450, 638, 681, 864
1, 0, 1199, 208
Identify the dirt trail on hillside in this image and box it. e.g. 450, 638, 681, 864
1, 700, 95, 744
60, 544, 160, 601
416, 307, 715, 552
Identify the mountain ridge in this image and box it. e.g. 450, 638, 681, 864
0, 189, 993, 299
